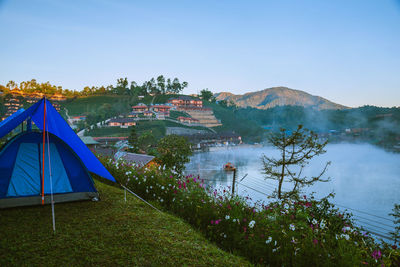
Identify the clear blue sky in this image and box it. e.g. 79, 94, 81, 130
0, 0, 399, 107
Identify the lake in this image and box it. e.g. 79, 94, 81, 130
184, 143, 400, 241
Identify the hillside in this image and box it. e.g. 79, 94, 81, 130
215, 87, 347, 110
0, 180, 251, 266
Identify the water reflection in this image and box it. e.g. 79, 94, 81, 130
185, 143, 400, 240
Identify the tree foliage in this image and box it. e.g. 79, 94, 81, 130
200, 89, 215, 102
390, 204, 400, 243
127, 126, 139, 153
262, 125, 331, 199
0, 75, 188, 98
138, 131, 156, 153
156, 134, 192, 173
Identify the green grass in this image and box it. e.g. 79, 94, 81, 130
169, 110, 190, 119
87, 120, 212, 139
0, 181, 251, 267
63, 95, 131, 116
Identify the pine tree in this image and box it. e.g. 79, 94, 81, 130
262, 125, 331, 199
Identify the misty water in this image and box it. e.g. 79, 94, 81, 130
184, 143, 400, 240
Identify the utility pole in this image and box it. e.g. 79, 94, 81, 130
231, 168, 237, 196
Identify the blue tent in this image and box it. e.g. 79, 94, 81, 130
0, 98, 116, 208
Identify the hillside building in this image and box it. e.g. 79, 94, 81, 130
108, 118, 137, 127
167, 96, 202, 108
132, 103, 148, 112
177, 116, 199, 124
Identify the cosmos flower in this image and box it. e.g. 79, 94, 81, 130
248, 220, 256, 228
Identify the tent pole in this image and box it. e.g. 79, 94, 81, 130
42, 98, 46, 205
46, 122, 56, 234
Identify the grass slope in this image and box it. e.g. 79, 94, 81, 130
87, 120, 212, 139
63, 95, 131, 116
0, 181, 251, 266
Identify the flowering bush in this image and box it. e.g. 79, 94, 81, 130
101, 157, 400, 266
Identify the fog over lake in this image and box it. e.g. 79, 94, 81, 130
185, 143, 400, 239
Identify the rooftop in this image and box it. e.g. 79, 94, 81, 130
115, 151, 155, 166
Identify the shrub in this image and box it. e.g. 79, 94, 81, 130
101, 157, 400, 266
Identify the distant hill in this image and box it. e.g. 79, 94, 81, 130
215, 87, 347, 110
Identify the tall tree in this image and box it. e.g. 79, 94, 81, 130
138, 131, 156, 152
128, 126, 139, 153
171, 78, 181, 94
156, 75, 166, 94
200, 89, 214, 102
157, 135, 192, 173
262, 125, 331, 199
166, 78, 172, 93
181, 81, 188, 91
6, 80, 17, 90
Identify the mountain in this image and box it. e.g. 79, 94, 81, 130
214, 87, 347, 110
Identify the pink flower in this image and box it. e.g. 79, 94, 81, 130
215, 219, 220, 225
211, 220, 214, 225
371, 250, 381, 260
243, 227, 247, 233
313, 239, 318, 245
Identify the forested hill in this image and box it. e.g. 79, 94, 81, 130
215, 87, 347, 110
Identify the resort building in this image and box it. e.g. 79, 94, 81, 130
150, 104, 172, 115
143, 111, 154, 117
167, 96, 202, 108
127, 111, 140, 118
177, 116, 199, 124
108, 118, 137, 127
132, 103, 148, 112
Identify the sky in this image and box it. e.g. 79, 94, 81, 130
0, 0, 399, 108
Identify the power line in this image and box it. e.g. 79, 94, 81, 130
354, 219, 395, 233
353, 215, 396, 230
191, 173, 395, 224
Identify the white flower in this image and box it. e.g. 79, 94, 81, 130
265, 237, 272, 244
125, 171, 131, 175
312, 218, 318, 225
284, 203, 289, 210
223, 234, 227, 238
289, 224, 296, 231
225, 215, 230, 220
342, 226, 351, 232
248, 220, 256, 228
232, 219, 236, 222
160, 199, 164, 202
150, 186, 152, 189
161, 186, 165, 190
339, 233, 350, 240
320, 219, 326, 229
